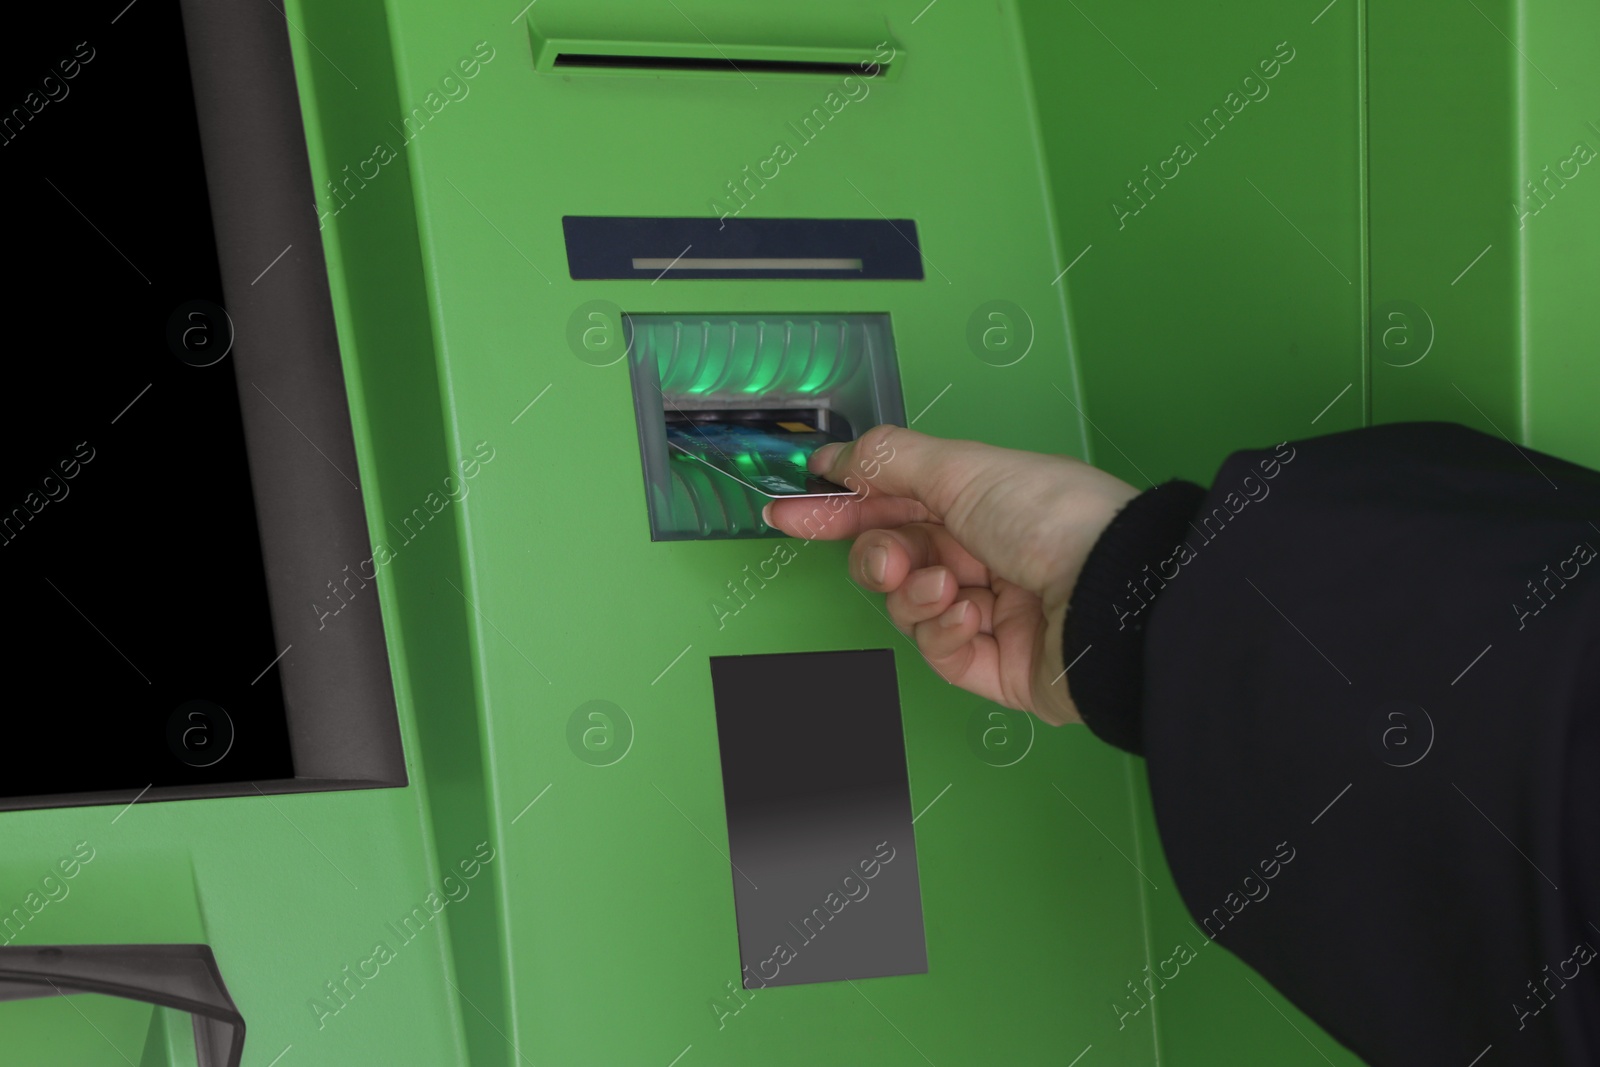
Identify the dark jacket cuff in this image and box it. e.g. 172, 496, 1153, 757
1061, 479, 1207, 754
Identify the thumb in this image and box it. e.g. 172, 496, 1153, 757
810, 425, 980, 519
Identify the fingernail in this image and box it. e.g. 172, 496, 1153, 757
939, 601, 969, 628
908, 569, 944, 605
761, 502, 774, 527
865, 546, 888, 585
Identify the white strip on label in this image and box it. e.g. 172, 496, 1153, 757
631, 257, 864, 271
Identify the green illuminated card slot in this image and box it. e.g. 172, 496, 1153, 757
626, 313, 904, 539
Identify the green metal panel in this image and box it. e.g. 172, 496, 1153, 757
1521, 1, 1600, 470
1368, 0, 1521, 436
1371, 0, 1600, 473
1017, 1, 1366, 1063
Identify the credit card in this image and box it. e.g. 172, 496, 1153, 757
665, 420, 857, 498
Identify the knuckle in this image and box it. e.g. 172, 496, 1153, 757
855, 423, 901, 464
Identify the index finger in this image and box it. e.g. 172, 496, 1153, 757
763, 492, 931, 541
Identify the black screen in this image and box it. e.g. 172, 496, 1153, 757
0, 1, 294, 797
710, 649, 928, 987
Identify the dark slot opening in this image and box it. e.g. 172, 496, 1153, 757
564, 218, 924, 281
665, 407, 844, 434
552, 52, 886, 77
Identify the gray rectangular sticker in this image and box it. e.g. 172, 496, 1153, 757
710, 649, 928, 988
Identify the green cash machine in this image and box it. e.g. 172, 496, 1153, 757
3, 0, 1597, 1064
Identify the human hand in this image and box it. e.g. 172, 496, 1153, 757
763, 426, 1140, 725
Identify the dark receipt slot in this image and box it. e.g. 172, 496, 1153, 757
710, 649, 928, 987
563, 216, 924, 280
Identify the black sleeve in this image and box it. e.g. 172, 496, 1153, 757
1061, 420, 1600, 1066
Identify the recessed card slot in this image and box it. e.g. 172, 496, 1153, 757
552, 53, 886, 77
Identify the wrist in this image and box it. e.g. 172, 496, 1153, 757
1036, 599, 1080, 726
1033, 477, 1140, 726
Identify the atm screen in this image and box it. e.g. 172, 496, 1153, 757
1, 2, 293, 798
